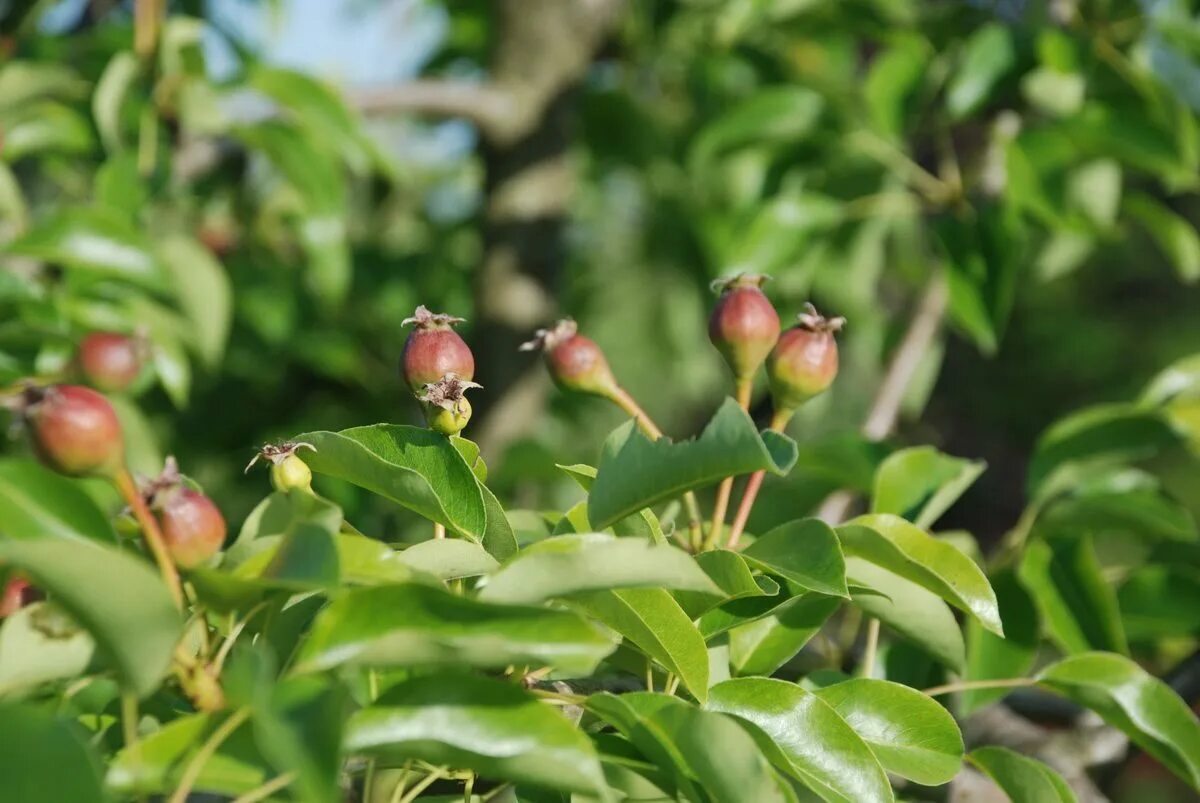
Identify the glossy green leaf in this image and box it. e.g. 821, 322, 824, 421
1018, 536, 1127, 654
814, 679, 963, 785
0, 602, 94, 696
477, 479, 519, 560
293, 583, 615, 676
677, 549, 777, 618
5, 207, 163, 288
1038, 485, 1197, 543
871, 446, 985, 529
573, 588, 710, 703
346, 674, 606, 795
556, 463, 666, 544
478, 534, 721, 604
92, 51, 139, 152
334, 534, 424, 586
740, 518, 848, 598
963, 570, 1040, 714
107, 711, 270, 797
729, 594, 840, 677
691, 87, 823, 168
847, 559, 966, 671
252, 676, 346, 803
1037, 652, 1200, 789
864, 35, 930, 136
840, 514, 1002, 635
0, 539, 181, 696
585, 692, 702, 802
398, 538, 499, 580
707, 678, 893, 803
0, 459, 116, 543
295, 425, 487, 539
158, 234, 232, 367
1119, 566, 1200, 640
0, 702, 105, 803
967, 746, 1077, 803
0, 101, 94, 159
698, 579, 801, 640
946, 24, 1016, 119
1125, 192, 1200, 282
588, 399, 798, 530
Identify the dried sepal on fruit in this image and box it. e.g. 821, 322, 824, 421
4, 383, 125, 478
708, 273, 781, 385
246, 441, 316, 493
419, 373, 482, 436
401, 305, 475, 392
521, 319, 620, 398
767, 303, 844, 412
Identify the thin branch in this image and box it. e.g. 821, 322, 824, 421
168, 708, 252, 803
231, 772, 296, 803
347, 80, 514, 133
923, 677, 1035, 697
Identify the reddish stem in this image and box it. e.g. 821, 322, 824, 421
114, 467, 184, 609
708, 380, 753, 549
726, 408, 793, 549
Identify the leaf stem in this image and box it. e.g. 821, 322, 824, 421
396, 766, 450, 803
708, 381, 753, 549
860, 618, 881, 679
726, 408, 794, 548
167, 707, 252, 803
610, 385, 704, 548
433, 522, 446, 540
922, 677, 1035, 698
114, 467, 184, 609
231, 772, 296, 803
121, 692, 140, 770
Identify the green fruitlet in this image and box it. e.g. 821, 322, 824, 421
767, 303, 844, 411
77, 332, 143, 393
401, 305, 475, 392
521, 319, 619, 398
708, 274, 781, 382
13, 384, 125, 477
418, 373, 481, 436
246, 442, 316, 493
145, 458, 227, 569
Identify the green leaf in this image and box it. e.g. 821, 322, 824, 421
589, 399, 797, 530
967, 746, 1077, 803
871, 447, 985, 529
334, 534, 426, 586
1028, 403, 1180, 492
92, 51, 139, 152
707, 678, 893, 803
556, 463, 667, 544
346, 674, 607, 796
0, 101, 94, 159
573, 588, 710, 703
398, 538, 499, 580
946, 24, 1016, 119
847, 559, 966, 671
295, 425, 487, 539
152, 334, 192, 408
158, 234, 233, 367
293, 583, 615, 676
0, 539, 181, 696
1125, 192, 1200, 283
252, 677, 346, 803
1018, 536, 1127, 654
677, 549, 777, 618
107, 712, 270, 797
0, 602, 95, 696
839, 514, 1002, 635
0, 702, 105, 803
1119, 566, 1200, 640
585, 693, 702, 802
1039, 483, 1197, 543
963, 570, 1040, 714
5, 207, 163, 288
477, 479, 519, 560
864, 35, 931, 136
729, 594, 840, 677
740, 518, 848, 598
691, 87, 823, 168
814, 679, 963, 785
0, 459, 117, 543
478, 534, 721, 605
1037, 652, 1200, 789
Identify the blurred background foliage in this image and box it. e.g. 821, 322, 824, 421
2, 0, 1200, 558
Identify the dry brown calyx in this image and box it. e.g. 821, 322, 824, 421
796, 303, 846, 334
138, 456, 184, 506
419, 373, 482, 412
519, 319, 577, 353
244, 441, 316, 473
402, 305, 467, 330
710, 272, 770, 294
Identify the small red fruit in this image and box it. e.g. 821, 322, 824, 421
708, 274, 781, 383
767, 304, 844, 411
401, 306, 475, 393
77, 332, 144, 392
145, 458, 227, 569
521, 319, 619, 398
12, 384, 125, 477
0, 576, 37, 617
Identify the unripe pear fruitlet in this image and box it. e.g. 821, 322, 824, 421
0, 576, 35, 617
767, 304, 844, 411
77, 332, 143, 393
401, 306, 475, 392
156, 487, 227, 569
520, 319, 618, 398
419, 374, 481, 436
708, 274, 780, 382
13, 385, 125, 478
245, 442, 316, 493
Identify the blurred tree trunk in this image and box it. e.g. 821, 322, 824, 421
470, 0, 625, 457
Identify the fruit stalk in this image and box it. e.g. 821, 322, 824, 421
725, 407, 794, 549
706, 379, 753, 549
114, 468, 184, 609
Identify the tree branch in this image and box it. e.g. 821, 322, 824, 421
347, 80, 515, 135
816, 273, 949, 523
